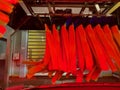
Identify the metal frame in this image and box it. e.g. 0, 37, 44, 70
3, 0, 120, 89
20, 0, 119, 18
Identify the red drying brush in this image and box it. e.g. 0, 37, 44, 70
86, 66, 101, 82
76, 26, 85, 72
77, 25, 93, 71
0, 25, 6, 37
60, 25, 70, 72
46, 24, 60, 70
0, 11, 9, 25
5, 0, 19, 4
75, 25, 85, 82
0, 25, 6, 34
103, 25, 119, 54
0, 0, 18, 25
111, 25, 120, 49
85, 24, 109, 71
0, 0, 14, 14
52, 24, 65, 71
52, 24, 62, 71
94, 24, 118, 72
68, 24, 77, 73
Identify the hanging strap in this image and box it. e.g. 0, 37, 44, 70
60, 25, 70, 72
5, 0, 19, 4
76, 26, 85, 72
52, 24, 64, 71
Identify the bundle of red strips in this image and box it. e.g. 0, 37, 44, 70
0, 0, 18, 37
26, 24, 120, 84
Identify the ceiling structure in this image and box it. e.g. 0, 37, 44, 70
8, 0, 120, 30
21, 0, 120, 16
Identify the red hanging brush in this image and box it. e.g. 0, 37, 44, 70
0, 0, 18, 25
0, 11, 10, 25
0, 0, 14, 14
85, 24, 109, 70
111, 25, 120, 49
94, 24, 120, 71
5, 0, 19, 4
68, 24, 77, 73
0, 25, 6, 37
0, 25, 6, 34
77, 25, 93, 71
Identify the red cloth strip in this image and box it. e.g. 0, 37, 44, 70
60, 25, 70, 72
111, 25, 120, 49
0, 0, 13, 13
68, 24, 77, 73
76, 26, 85, 72
77, 25, 93, 71
85, 24, 109, 70
94, 24, 120, 70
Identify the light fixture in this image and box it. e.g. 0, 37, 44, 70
95, 4, 101, 13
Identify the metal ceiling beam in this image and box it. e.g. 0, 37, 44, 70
106, 2, 120, 14
19, 0, 117, 18
22, 0, 36, 16
19, 0, 32, 16
37, 13, 114, 17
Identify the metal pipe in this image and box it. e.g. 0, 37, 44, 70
3, 28, 15, 89
106, 2, 120, 14
23, 0, 36, 16
37, 13, 114, 17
